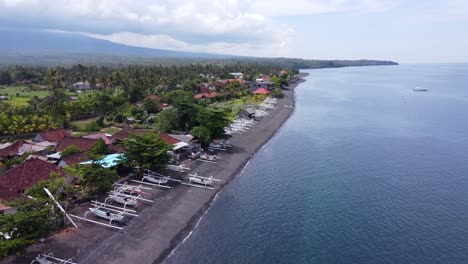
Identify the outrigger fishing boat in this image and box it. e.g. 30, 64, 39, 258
31, 253, 76, 264
189, 175, 214, 186
87, 207, 124, 223
115, 183, 146, 196
108, 193, 137, 207
143, 169, 170, 184
200, 153, 217, 162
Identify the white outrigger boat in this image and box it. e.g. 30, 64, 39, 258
143, 169, 170, 184
107, 193, 137, 207
114, 183, 146, 196
31, 253, 76, 264
86, 207, 124, 223
188, 173, 221, 186
189, 175, 214, 186
200, 153, 217, 162
143, 174, 169, 184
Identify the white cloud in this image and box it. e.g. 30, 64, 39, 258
76, 31, 292, 57
0, 0, 397, 56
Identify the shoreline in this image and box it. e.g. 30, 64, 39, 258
158, 73, 308, 263
4, 72, 309, 264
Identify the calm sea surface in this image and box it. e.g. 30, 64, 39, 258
164, 64, 468, 264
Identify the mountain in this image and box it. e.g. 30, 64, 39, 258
0, 29, 398, 68
0, 29, 230, 59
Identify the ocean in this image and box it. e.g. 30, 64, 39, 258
164, 64, 468, 264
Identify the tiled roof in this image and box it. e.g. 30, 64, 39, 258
110, 129, 150, 142
36, 128, 70, 143
253, 88, 270, 94
83, 133, 112, 145
0, 158, 62, 192
0, 140, 24, 158
0, 186, 25, 202
204, 92, 218, 98
55, 137, 98, 152
194, 92, 218, 99
159, 132, 180, 145
62, 152, 88, 166
147, 94, 169, 109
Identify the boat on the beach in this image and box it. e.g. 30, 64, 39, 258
189, 175, 214, 186
143, 174, 169, 185
32, 253, 76, 264
117, 184, 146, 196
108, 194, 137, 206
88, 207, 124, 222
413, 87, 428, 91
200, 153, 217, 162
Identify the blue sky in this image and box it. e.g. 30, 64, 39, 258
1, 0, 467, 63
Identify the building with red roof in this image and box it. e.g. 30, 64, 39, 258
0, 185, 25, 203
159, 132, 180, 145
0, 158, 62, 194
58, 152, 89, 167
194, 92, 218, 100
33, 128, 71, 143
0, 140, 24, 160
146, 94, 170, 110
83, 132, 112, 145
253, 88, 271, 94
55, 137, 98, 152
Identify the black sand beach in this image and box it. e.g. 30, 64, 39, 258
4, 73, 308, 264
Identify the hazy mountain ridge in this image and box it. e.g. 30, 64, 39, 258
0, 30, 398, 68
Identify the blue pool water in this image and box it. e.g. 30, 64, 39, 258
164, 64, 468, 264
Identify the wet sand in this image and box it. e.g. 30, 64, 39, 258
5, 73, 308, 264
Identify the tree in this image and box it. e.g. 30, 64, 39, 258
118, 133, 172, 171
196, 108, 231, 139
156, 108, 180, 132
0, 199, 59, 259
190, 126, 211, 146
87, 138, 109, 161
60, 145, 80, 157
181, 79, 198, 92
143, 98, 159, 114
78, 164, 119, 195
25, 172, 77, 202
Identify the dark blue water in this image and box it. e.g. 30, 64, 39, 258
165, 64, 468, 264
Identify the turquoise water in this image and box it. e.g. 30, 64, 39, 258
164, 64, 468, 264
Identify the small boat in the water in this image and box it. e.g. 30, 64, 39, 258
413, 87, 428, 91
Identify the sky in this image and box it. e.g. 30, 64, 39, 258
1, 0, 467, 63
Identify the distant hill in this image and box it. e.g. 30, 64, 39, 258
0, 29, 398, 68
0, 30, 228, 59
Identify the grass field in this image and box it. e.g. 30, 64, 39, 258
0, 85, 124, 106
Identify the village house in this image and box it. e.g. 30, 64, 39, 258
0, 158, 63, 201
252, 87, 271, 95
33, 128, 71, 144
146, 94, 170, 110
194, 92, 218, 100
73, 81, 90, 90
54, 137, 99, 167
159, 132, 190, 160
82, 132, 112, 145
229, 72, 244, 79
